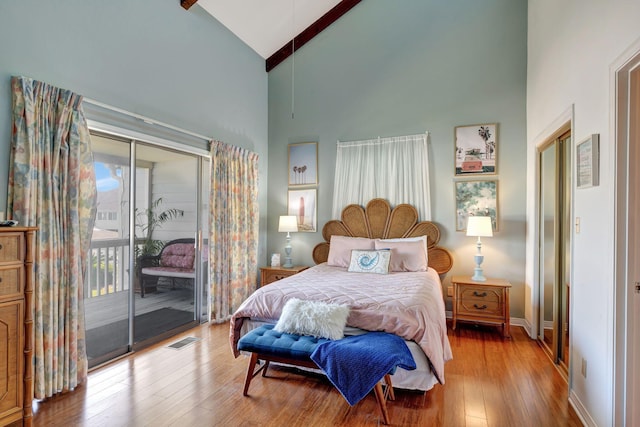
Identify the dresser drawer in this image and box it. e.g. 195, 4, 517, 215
0, 266, 24, 299
458, 286, 502, 304
0, 234, 24, 264
457, 299, 503, 318
260, 266, 309, 286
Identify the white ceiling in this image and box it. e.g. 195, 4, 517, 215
198, 0, 341, 59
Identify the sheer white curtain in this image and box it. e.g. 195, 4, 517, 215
332, 133, 431, 220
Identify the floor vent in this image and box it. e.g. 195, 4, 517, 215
167, 336, 201, 350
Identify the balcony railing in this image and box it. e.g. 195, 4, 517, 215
86, 238, 130, 299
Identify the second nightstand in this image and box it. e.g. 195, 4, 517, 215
260, 265, 309, 286
452, 275, 512, 338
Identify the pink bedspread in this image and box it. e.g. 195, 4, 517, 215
229, 263, 452, 383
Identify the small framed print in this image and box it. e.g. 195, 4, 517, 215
288, 142, 318, 186
288, 188, 317, 232
455, 123, 498, 175
455, 180, 498, 232
576, 134, 599, 189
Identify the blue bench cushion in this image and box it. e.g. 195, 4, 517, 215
238, 324, 330, 361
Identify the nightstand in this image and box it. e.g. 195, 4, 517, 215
260, 266, 309, 286
452, 275, 512, 338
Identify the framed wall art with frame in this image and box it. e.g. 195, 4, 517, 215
288, 142, 318, 186
455, 123, 498, 176
287, 188, 317, 232
455, 180, 498, 232
576, 134, 599, 189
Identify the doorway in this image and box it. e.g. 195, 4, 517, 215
614, 46, 640, 427
538, 127, 572, 376
84, 131, 210, 368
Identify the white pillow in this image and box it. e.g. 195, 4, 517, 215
374, 239, 428, 272
377, 235, 428, 255
347, 249, 391, 274
327, 235, 375, 268
274, 298, 350, 340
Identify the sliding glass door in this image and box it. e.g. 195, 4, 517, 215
132, 143, 199, 345
85, 132, 208, 367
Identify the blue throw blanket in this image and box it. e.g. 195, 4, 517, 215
310, 332, 416, 406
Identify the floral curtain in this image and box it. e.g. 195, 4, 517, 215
7, 76, 97, 399
332, 133, 431, 220
209, 141, 259, 322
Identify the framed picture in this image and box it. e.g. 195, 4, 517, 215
288, 142, 318, 186
576, 134, 599, 189
288, 188, 317, 232
455, 123, 498, 175
455, 180, 498, 231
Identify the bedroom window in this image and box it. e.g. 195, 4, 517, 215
332, 133, 431, 219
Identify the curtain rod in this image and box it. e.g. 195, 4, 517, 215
337, 131, 429, 144
83, 97, 213, 143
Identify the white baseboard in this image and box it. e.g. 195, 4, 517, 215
569, 390, 597, 427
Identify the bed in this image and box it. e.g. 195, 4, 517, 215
229, 198, 453, 391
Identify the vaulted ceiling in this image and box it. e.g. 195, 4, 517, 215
181, 0, 362, 71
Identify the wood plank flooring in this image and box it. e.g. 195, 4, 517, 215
31, 322, 583, 426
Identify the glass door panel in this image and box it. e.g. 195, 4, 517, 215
133, 143, 198, 347
85, 133, 132, 367
559, 134, 571, 370
539, 143, 557, 354
538, 131, 571, 373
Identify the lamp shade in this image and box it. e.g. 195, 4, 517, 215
278, 215, 298, 233
466, 216, 493, 237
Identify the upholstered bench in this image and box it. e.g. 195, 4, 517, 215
137, 238, 196, 297
237, 324, 396, 425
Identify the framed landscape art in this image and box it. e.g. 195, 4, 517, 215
455, 123, 498, 176
288, 142, 318, 186
455, 180, 498, 231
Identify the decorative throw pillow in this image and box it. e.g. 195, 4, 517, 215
274, 298, 350, 340
327, 235, 375, 268
160, 243, 196, 269
374, 239, 428, 272
347, 249, 391, 274
377, 236, 428, 256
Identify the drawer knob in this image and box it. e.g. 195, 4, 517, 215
0, 243, 3, 250
473, 291, 487, 297
473, 304, 488, 310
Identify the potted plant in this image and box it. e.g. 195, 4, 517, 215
134, 198, 184, 295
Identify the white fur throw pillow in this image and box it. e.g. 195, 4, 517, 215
274, 298, 350, 340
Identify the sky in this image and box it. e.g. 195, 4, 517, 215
95, 162, 120, 192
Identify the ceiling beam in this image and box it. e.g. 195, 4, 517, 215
265, 0, 362, 72
181, 0, 198, 10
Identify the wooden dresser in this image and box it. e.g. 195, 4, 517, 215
451, 275, 512, 338
0, 227, 36, 427
260, 266, 308, 286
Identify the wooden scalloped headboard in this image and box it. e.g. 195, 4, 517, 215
312, 198, 453, 275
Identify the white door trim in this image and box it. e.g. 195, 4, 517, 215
612, 36, 640, 427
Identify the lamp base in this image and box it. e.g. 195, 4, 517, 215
471, 267, 486, 282
282, 257, 293, 268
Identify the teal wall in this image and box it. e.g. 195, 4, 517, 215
0, 0, 269, 260
267, 0, 528, 316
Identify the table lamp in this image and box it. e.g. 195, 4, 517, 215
466, 216, 493, 281
278, 215, 298, 268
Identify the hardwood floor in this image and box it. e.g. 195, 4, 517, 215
31, 322, 583, 426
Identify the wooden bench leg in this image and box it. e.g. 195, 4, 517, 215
384, 374, 395, 401
243, 353, 259, 396
373, 382, 391, 425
